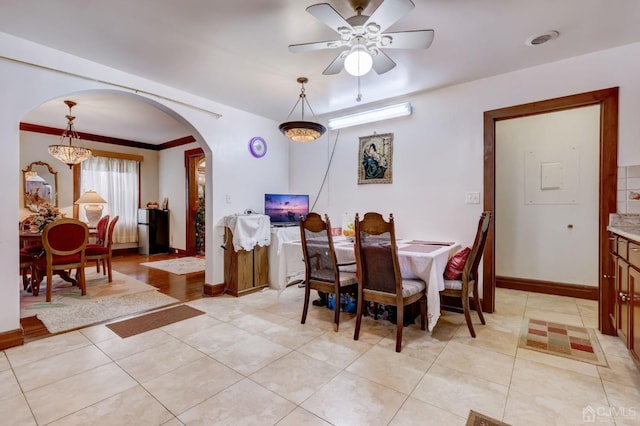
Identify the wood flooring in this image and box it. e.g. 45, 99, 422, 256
20, 252, 206, 342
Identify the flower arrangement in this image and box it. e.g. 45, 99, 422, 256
31, 203, 63, 231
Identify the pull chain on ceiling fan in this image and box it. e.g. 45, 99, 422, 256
288, 0, 434, 76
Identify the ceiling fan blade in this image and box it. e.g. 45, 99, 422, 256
288, 40, 341, 53
367, 0, 415, 33
306, 3, 353, 33
382, 30, 434, 49
372, 50, 396, 74
322, 52, 347, 75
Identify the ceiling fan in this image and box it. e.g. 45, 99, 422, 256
288, 0, 434, 76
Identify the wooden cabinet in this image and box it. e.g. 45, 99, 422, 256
223, 227, 269, 296
611, 233, 640, 364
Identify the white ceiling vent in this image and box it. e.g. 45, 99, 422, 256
526, 30, 560, 46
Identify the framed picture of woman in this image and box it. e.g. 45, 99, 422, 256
358, 133, 393, 184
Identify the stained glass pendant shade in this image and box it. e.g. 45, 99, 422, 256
48, 100, 92, 169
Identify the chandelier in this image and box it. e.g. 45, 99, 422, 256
279, 77, 326, 143
48, 100, 92, 169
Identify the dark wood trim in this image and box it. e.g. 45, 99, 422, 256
20, 122, 194, 151
185, 148, 205, 256
204, 283, 226, 297
160, 136, 197, 150
112, 247, 139, 257
174, 247, 189, 256
497, 276, 599, 300
483, 87, 619, 335
0, 328, 24, 350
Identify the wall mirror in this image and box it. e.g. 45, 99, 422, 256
23, 161, 58, 212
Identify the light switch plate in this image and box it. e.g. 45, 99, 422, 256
465, 192, 480, 204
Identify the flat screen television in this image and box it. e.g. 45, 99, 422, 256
264, 193, 309, 226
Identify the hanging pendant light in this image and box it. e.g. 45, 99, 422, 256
48, 100, 92, 169
279, 77, 326, 143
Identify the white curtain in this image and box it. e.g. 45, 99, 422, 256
81, 156, 139, 243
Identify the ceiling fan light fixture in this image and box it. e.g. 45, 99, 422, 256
279, 77, 326, 143
344, 46, 373, 76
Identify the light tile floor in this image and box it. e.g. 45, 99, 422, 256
2, 287, 640, 425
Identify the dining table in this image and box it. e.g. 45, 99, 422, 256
279, 236, 461, 332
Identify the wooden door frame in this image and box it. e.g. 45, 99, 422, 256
483, 87, 618, 335
185, 148, 205, 256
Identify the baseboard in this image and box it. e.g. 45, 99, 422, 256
204, 282, 226, 296
497, 276, 598, 300
112, 247, 138, 256
173, 248, 190, 256
0, 328, 24, 350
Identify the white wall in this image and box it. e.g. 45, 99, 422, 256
495, 106, 600, 286
20, 131, 160, 223
0, 32, 290, 335
293, 42, 640, 291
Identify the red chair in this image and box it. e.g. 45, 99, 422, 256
86, 216, 119, 282
95, 214, 110, 246
91, 215, 110, 272
34, 218, 89, 302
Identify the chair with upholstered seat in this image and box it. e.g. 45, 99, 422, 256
90, 214, 110, 272
34, 218, 89, 302
19, 215, 43, 292
86, 215, 119, 282
94, 214, 110, 245
440, 211, 491, 338
353, 212, 427, 352
20, 253, 35, 291
300, 212, 358, 331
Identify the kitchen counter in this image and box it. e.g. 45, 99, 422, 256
607, 225, 640, 242
608, 213, 640, 241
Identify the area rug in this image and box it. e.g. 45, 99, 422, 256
107, 305, 205, 338
140, 256, 205, 275
20, 268, 179, 333
466, 410, 511, 426
518, 318, 608, 367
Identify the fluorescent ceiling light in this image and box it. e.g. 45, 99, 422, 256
328, 102, 412, 130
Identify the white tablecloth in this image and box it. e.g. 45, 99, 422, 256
223, 214, 271, 251
268, 226, 303, 289
280, 237, 460, 332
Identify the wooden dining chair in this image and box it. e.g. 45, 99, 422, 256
86, 215, 119, 282
440, 211, 491, 338
34, 218, 89, 302
19, 215, 43, 292
300, 212, 358, 331
353, 212, 427, 352
95, 214, 110, 246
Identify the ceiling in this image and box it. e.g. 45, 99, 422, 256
3, 0, 640, 144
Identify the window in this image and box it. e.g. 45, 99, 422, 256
79, 153, 141, 243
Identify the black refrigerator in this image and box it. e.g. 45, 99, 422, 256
137, 208, 170, 255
